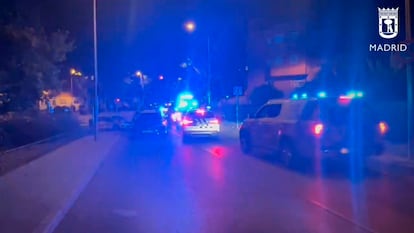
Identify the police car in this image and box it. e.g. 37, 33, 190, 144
239, 91, 388, 166
180, 108, 220, 142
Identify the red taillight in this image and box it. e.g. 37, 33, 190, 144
379, 121, 388, 135
313, 123, 324, 136
209, 119, 219, 124
181, 118, 193, 126
338, 96, 352, 105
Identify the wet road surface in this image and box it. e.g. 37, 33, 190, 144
54, 129, 414, 233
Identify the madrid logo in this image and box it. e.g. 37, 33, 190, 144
378, 7, 399, 39
369, 7, 407, 52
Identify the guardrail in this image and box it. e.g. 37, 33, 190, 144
0, 133, 67, 155
0, 130, 87, 176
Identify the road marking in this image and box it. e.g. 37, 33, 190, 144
33, 163, 103, 233
112, 209, 138, 218
308, 199, 378, 233
199, 138, 379, 233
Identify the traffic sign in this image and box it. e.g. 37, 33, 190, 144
233, 86, 243, 96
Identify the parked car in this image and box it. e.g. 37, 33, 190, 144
89, 115, 131, 131
130, 110, 168, 138
239, 94, 388, 166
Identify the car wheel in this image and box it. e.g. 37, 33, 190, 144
240, 133, 251, 154
279, 139, 296, 167
0, 130, 10, 149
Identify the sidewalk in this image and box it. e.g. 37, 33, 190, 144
0, 132, 121, 233
368, 142, 414, 176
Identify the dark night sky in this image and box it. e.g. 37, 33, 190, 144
8, 0, 251, 94
5, 0, 412, 96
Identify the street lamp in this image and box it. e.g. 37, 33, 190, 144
93, 0, 99, 141
69, 68, 82, 94
405, 0, 412, 159
184, 21, 196, 33
184, 21, 212, 105
135, 71, 145, 87
135, 71, 145, 107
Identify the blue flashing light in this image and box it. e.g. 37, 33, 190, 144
292, 94, 299, 100
192, 100, 198, 106
301, 93, 308, 99
346, 90, 364, 99
179, 93, 193, 99
317, 91, 327, 98
347, 91, 356, 98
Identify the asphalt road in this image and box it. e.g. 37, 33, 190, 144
53, 127, 414, 233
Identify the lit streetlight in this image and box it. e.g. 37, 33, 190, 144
70, 68, 82, 76
184, 21, 196, 33
135, 71, 146, 107
159, 75, 164, 80
69, 68, 82, 94
183, 20, 212, 105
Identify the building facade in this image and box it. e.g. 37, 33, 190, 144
246, 18, 321, 97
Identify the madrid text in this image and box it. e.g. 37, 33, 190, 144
369, 43, 408, 52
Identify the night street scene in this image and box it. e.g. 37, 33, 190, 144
1, 0, 414, 232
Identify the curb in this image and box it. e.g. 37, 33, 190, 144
367, 157, 414, 177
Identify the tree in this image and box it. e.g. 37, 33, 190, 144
249, 84, 284, 107
364, 56, 406, 101
0, 17, 74, 109
295, 62, 352, 96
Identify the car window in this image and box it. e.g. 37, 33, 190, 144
186, 111, 215, 118
267, 104, 282, 117
255, 106, 268, 118
256, 104, 281, 118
